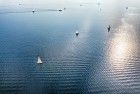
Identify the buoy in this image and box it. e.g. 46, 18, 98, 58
37, 56, 43, 64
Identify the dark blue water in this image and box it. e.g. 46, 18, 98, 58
0, 0, 140, 94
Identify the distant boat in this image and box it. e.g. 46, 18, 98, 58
75, 30, 79, 36
32, 10, 35, 13
58, 9, 62, 12
126, 7, 128, 10
107, 25, 111, 32
97, 2, 101, 6
37, 56, 43, 64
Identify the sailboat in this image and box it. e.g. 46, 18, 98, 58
37, 56, 43, 64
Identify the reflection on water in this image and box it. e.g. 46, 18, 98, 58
105, 12, 140, 93
0, 0, 140, 94
108, 18, 135, 65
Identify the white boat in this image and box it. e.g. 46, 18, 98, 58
37, 56, 43, 64
32, 10, 35, 13
75, 30, 79, 36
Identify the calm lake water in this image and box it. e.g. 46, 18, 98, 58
0, 0, 140, 94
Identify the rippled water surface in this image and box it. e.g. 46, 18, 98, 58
0, 0, 140, 94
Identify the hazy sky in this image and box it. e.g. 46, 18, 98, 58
0, 0, 139, 6
0, 0, 140, 10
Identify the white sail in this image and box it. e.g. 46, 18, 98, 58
37, 56, 43, 64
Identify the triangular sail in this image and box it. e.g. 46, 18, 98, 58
37, 56, 43, 64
